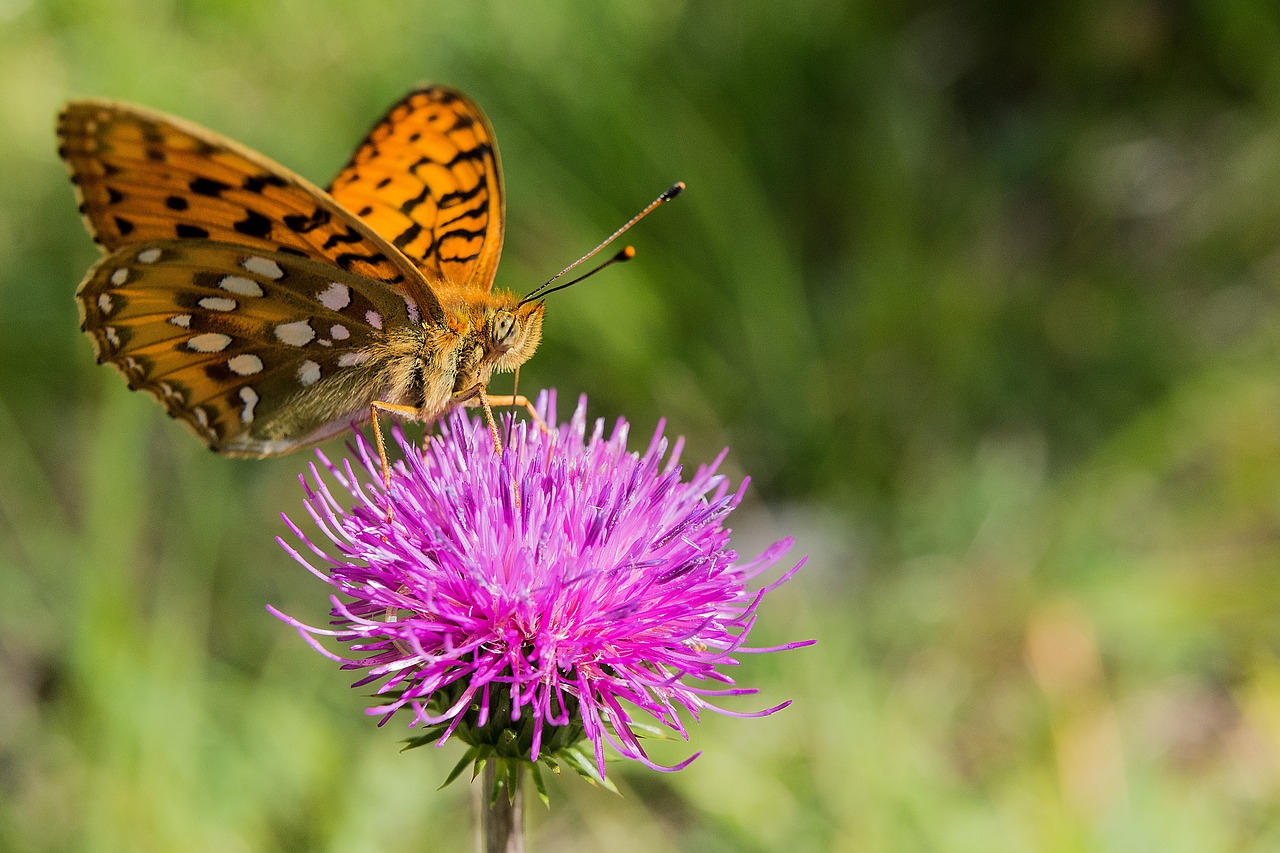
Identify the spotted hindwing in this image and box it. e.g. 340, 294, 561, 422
76, 241, 428, 456
57, 98, 442, 316
328, 86, 505, 292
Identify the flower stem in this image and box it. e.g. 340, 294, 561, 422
474, 760, 524, 853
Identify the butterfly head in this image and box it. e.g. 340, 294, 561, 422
444, 296, 545, 402
486, 299, 545, 373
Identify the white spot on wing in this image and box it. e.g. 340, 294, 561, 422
97, 293, 114, 314
110, 268, 128, 286
137, 248, 162, 263
239, 386, 259, 423
227, 353, 263, 376
404, 297, 420, 323
219, 275, 264, 297
330, 324, 349, 340
337, 352, 369, 367
105, 327, 120, 347
199, 296, 237, 312
275, 321, 315, 347
187, 333, 232, 353
318, 282, 351, 311
242, 256, 284, 279
365, 310, 383, 329
170, 314, 192, 328
297, 360, 321, 386
193, 407, 209, 427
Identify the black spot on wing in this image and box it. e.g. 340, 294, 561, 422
177, 223, 210, 238
438, 198, 489, 227
203, 361, 232, 382
241, 173, 289, 193
233, 209, 273, 239
334, 251, 390, 271
437, 182, 485, 207
114, 216, 134, 235
440, 226, 487, 242
393, 223, 423, 249
282, 208, 331, 233
439, 251, 483, 263
321, 226, 364, 250
399, 183, 432, 214
190, 177, 231, 197
446, 143, 491, 168
166, 195, 188, 211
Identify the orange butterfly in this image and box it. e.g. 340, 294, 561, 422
59, 85, 682, 468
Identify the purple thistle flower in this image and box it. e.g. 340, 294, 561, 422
270, 391, 811, 787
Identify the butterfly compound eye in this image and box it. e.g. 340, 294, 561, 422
490, 310, 517, 347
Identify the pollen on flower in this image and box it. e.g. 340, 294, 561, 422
269, 391, 811, 784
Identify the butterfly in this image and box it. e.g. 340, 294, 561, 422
60, 86, 559, 468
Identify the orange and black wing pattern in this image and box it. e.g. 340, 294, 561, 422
57, 99, 440, 315
57, 98, 447, 456
328, 86, 505, 292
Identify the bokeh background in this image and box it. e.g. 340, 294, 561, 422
4, 0, 1280, 849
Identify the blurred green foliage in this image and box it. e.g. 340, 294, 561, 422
4, 0, 1280, 849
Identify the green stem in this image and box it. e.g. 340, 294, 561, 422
475, 760, 524, 853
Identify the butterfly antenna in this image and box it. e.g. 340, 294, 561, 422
523, 246, 637, 303
520, 181, 684, 305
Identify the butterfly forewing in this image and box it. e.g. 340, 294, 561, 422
328, 86, 504, 292
77, 240, 424, 456
57, 99, 442, 317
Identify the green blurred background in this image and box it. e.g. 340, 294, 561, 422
4, 0, 1280, 849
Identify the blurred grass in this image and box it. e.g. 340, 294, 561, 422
5, 0, 1280, 849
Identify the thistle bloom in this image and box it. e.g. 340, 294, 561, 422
270, 392, 810, 785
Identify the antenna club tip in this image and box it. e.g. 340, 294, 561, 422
662, 181, 686, 201
620, 245, 637, 260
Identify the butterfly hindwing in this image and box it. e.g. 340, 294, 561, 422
77, 240, 426, 456
328, 86, 505, 292
57, 98, 443, 319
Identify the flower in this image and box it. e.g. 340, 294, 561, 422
270, 391, 811, 787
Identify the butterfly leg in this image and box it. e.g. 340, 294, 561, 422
475, 387, 504, 455
475, 388, 525, 513
483, 394, 551, 434
370, 400, 422, 522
